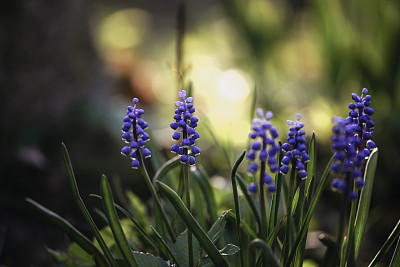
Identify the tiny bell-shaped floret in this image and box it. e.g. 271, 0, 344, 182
246, 108, 279, 193
120, 98, 151, 168
279, 114, 309, 179
330, 88, 376, 200
170, 90, 200, 165
248, 182, 257, 193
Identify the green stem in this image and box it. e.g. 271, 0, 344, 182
176, 0, 186, 92
184, 160, 193, 267
231, 151, 246, 267
259, 161, 267, 241
283, 160, 296, 266
137, 152, 177, 243
182, 122, 193, 267
333, 173, 350, 267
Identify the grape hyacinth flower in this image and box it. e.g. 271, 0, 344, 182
331, 88, 376, 200
120, 98, 151, 169
170, 90, 200, 165
247, 109, 280, 193
280, 114, 310, 180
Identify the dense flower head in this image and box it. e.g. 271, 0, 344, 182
331, 88, 375, 200
170, 90, 200, 165
247, 109, 280, 193
120, 98, 151, 169
280, 114, 310, 180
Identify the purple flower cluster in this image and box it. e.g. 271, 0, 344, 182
280, 114, 310, 180
247, 109, 280, 193
170, 90, 200, 165
331, 88, 376, 200
120, 98, 151, 169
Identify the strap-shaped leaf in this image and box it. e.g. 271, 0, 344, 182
389, 237, 400, 267
101, 175, 139, 267
157, 181, 229, 267
226, 211, 257, 239
26, 198, 109, 267
61, 143, 116, 267
133, 251, 169, 267
305, 133, 316, 200
152, 155, 181, 185
368, 219, 400, 267
353, 148, 378, 258
90, 194, 159, 253
236, 173, 261, 228
150, 226, 180, 267
249, 239, 282, 267
231, 151, 246, 267
285, 155, 335, 267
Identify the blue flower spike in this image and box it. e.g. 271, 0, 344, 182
246, 109, 280, 193
170, 90, 200, 164
120, 98, 151, 169
280, 114, 310, 180
331, 88, 376, 200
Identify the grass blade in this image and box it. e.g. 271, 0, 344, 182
389, 237, 400, 267
305, 133, 316, 200
90, 194, 158, 253
236, 173, 262, 229
269, 147, 284, 236
61, 143, 116, 267
26, 198, 109, 267
157, 181, 229, 267
249, 239, 282, 267
191, 166, 218, 227
152, 155, 181, 185
226, 211, 258, 239
285, 155, 335, 267
231, 150, 246, 267
101, 175, 138, 267
353, 148, 378, 259
150, 226, 180, 267
368, 219, 400, 267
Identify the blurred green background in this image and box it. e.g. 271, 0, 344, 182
1, 0, 399, 266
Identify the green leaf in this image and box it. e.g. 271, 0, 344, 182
269, 147, 284, 236
198, 244, 240, 267
61, 143, 116, 267
226, 211, 257, 239
191, 165, 218, 224
133, 251, 169, 267
150, 226, 180, 267
152, 155, 181, 184
267, 216, 287, 247
231, 151, 245, 267
390, 237, 400, 267
368, 219, 400, 267
236, 173, 261, 228
101, 175, 138, 267
285, 155, 335, 267
68, 242, 95, 266
249, 239, 282, 267
207, 210, 229, 244
157, 181, 229, 267
291, 187, 300, 215
90, 194, 159, 254
26, 198, 109, 267
353, 148, 378, 259
305, 133, 316, 200
173, 230, 200, 267
220, 243, 240, 256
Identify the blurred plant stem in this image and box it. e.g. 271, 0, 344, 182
176, 0, 186, 92
138, 151, 177, 243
